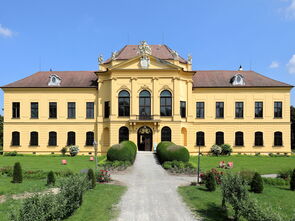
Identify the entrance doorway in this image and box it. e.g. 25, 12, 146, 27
137, 126, 153, 151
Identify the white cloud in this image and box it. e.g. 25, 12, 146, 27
269, 61, 280, 68
287, 54, 295, 74
0, 24, 13, 38
285, 0, 295, 19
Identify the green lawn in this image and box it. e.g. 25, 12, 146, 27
179, 184, 295, 221
0, 155, 106, 172
0, 176, 47, 195
190, 155, 295, 174
67, 184, 126, 221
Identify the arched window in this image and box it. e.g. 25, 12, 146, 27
12, 131, 20, 146
30, 131, 38, 146
49, 131, 57, 146
160, 90, 172, 116
67, 131, 75, 146
139, 90, 151, 118
161, 126, 171, 142
196, 131, 205, 146
255, 132, 263, 146
274, 131, 283, 146
235, 131, 244, 146
216, 132, 224, 145
118, 90, 130, 117
86, 131, 94, 146
119, 127, 129, 143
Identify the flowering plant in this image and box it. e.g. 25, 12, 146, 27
201, 168, 224, 184
69, 146, 79, 156
96, 170, 111, 183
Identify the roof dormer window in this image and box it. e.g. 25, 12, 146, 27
48, 74, 61, 86
231, 74, 245, 86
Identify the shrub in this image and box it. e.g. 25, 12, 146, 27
205, 172, 216, 191
239, 170, 255, 184
97, 170, 111, 183
120, 140, 137, 161
12, 162, 23, 183
278, 168, 292, 179
69, 146, 79, 156
0, 166, 13, 176
60, 147, 67, 156
87, 168, 96, 189
201, 168, 223, 184
262, 177, 289, 186
4, 151, 18, 156
221, 144, 232, 156
107, 143, 136, 163
250, 172, 263, 193
290, 169, 295, 191
210, 144, 222, 156
157, 142, 189, 163
47, 171, 55, 186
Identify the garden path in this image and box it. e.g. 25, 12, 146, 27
112, 151, 199, 221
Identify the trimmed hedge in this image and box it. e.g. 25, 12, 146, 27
156, 142, 190, 163
107, 141, 137, 164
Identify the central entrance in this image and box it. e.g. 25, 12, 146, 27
137, 126, 153, 151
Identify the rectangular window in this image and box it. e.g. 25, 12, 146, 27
86, 102, 94, 119
255, 102, 263, 118
31, 102, 38, 119
48, 132, 57, 146
274, 102, 282, 118
49, 102, 57, 118
216, 102, 224, 118
196, 102, 204, 118
235, 102, 244, 118
196, 132, 205, 146
104, 101, 110, 118
180, 101, 186, 118
12, 102, 20, 118
68, 102, 76, 119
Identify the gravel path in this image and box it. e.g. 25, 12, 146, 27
112, 152, 199, 221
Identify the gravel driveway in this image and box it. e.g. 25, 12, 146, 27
112, 151, 198, 221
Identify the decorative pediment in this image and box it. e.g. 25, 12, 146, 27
138, 85, 151, 93
117, 85, 131, 93
48, 74, 61, 86
159, 85, 172, 93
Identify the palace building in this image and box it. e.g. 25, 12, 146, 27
1, 41, 293, 155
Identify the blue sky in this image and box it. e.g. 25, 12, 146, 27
0, 0, 295, 114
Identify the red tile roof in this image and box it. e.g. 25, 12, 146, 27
1, 71, 97, 88
104, 44, 188, 64
193, 70, 292, 88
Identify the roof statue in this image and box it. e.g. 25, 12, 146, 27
137, 41, 152, 55
111, 51, 118, 60
98, 55, 104, 64
171, 50, 179, 60
188, 54, 192, 65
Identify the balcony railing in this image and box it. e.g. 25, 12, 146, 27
136, 115, 154, 120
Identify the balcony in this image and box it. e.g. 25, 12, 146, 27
136, 115, 154, 120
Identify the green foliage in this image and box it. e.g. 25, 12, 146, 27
0, 114, 3, 149
47, 171, 55, 186
262, 177, 289, 186
210, 144, 222, 156
162, 160, 196, 174
250, 172, 264, 193
107, 142, 136, 164
120, 140, 137, 162
10, 175, 88, 221
156, 142, 189, 163
278, 168, 292, 179
96, 170, 111, 183
61, 147, 67, 155
69, 146, 79, 156
12, 162, 22, 183
221, 144, 232, 156
238, 170, 255, 184
4, 151, 23, 156
205, 172, 216, 192
100, 160, 132, 171
87, 168, 96, 189
290, 169, 295, 191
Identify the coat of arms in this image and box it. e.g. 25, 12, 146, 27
140, 55, 150, 69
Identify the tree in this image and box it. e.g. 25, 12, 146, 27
291, 106, 295, 149
87, 168, 96, 189
205, 172, 216, 191
12, 162, 23, 183
47, 171, 55, 186
290, 169, 295, 191
250, 172, 263, 193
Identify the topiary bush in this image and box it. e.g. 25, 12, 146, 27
221, 144, 232, 156
210, 144, 222, 156
120, 140, 137, 162
156, 142, 189, 163
250, 172, 263, 193
60, 147, 67, 156
205, 172, 216, 191
12, 162, 22, 183
47, 171, 55, 186
69, 146, 79, 156
290, 169, 295, 191
87, 168, 96, 189
107, 143, 136, 164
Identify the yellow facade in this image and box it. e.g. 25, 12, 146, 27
2, 43, 293, 155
